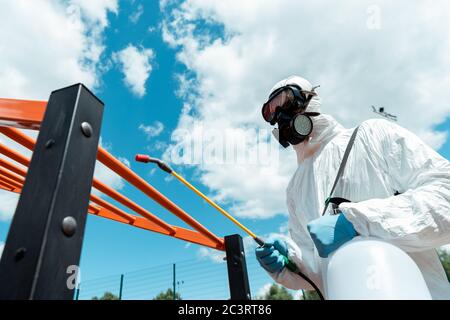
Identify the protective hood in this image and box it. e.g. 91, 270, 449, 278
300, 95, 344, 145
269, 76, 345, 162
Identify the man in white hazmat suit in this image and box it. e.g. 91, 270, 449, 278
255, 75, 450, 299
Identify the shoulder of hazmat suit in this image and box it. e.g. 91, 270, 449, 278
267, 115, 450, 298
339, 119, 450, 252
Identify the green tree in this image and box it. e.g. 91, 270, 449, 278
300, 290, 321, 300
91, 291, 119, 300
153, 288, 182, 300
438, 249, 450, 282
259, 284, 293, 300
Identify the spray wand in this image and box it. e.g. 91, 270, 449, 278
135, 154, 324, 299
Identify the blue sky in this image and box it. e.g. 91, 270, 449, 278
73, 1, 289, 297
79, 0, 277, 275
1, 0, 450, 299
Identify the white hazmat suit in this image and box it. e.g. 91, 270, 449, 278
267, 76, 450, 299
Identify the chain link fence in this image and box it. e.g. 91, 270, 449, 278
75, 255, 301, 300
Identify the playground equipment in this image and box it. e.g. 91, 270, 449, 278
0, 84, 250, 300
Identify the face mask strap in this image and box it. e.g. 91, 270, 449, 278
299, 85, 319, 111
303, 112, 320, 117
280, 84, 319, 114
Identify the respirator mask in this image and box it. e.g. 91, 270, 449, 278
261, 84, 320, 148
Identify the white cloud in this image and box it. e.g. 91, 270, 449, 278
92, 139, 126, 196
0, 192, 20, 222
0, 1, 135, 221
70, 0, 118, 28
93, 161, 125, 194
113, 44, 155, 97
0, 0, 117, 100
197, 246, 225, 263
161, 0, 450, 219
441, 244, 450, 253
0, 242, 4, 259
256, 283, 272, 299
151, 140, 169, 151
118, 157, 131, 168
148, 168, 157, 176
129, 4, 144, 24
257, 281, 301, 300
139, 122, 165, 139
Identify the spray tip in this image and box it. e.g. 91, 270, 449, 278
135, 154, 151, 163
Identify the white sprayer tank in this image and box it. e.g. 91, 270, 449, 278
322, 237, 432, 299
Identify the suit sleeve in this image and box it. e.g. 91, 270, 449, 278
340, 120, 450, 252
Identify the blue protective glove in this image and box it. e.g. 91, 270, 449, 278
255, 238, 288, 273
307, 213, 357, 258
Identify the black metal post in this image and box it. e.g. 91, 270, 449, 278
75, 286, 80, 300
173, 263, 176, 300
0, 83, 104, 300
225, 234, 251, 300
118, 274, 124, 300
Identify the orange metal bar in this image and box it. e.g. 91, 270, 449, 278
0, 140, 177, 236
0, 126, 35, 150
90, 204, 224, 250
0, 143, 29, 167
0, 171, 23, 193
0, 159, 136, 227
91, 179, 175, 233
97, 148, 223, 246
89, 194, 136, 224
88, 205, 100, 214
0, 178, 19, 192
0, 173, 97, 214
0, 157, 224, 250
0, 98, 46, 130
0, 167, 25, 185
0, 126, 224, 247
0, 157, 27, 177
0, 153, 158, 232
0, 184, 109, 221
0, 172, 22, 190
0, 183, 13, 192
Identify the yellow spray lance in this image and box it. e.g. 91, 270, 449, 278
135, 155, 264, 241
135, 154, 324, 299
